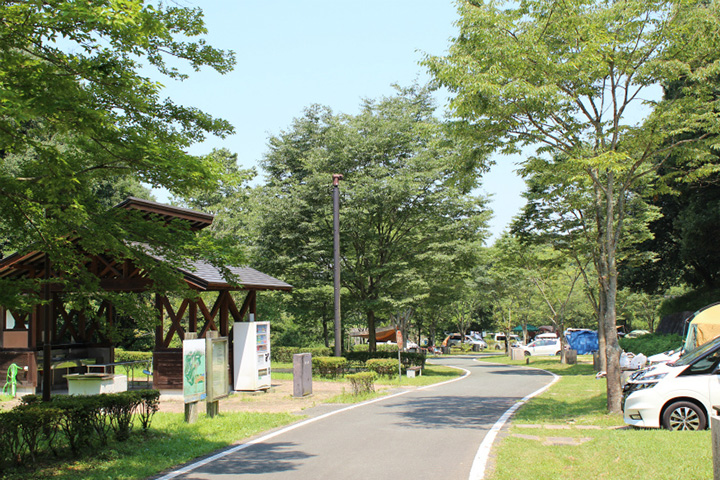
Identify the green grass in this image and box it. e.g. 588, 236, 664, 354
3, 411, 297, 480
477, 355, 712, 480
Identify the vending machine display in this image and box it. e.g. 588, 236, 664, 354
233, 321, 271, 391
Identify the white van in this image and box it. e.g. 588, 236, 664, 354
493, 333, 520, 349
623, 334, 720, 430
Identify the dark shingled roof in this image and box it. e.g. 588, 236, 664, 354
180, 260, 293, 291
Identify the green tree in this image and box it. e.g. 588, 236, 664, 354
425, 0, 720, 412
254, 87, 490, 352
0, 1, 237, 309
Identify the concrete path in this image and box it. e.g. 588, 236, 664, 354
154, 356, 554, 480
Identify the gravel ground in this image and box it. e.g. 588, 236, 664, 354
157, 379, 350, 415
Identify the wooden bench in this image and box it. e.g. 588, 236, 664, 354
406, 366, 422, 378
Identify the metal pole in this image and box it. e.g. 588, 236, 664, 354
332, 174, 343, 357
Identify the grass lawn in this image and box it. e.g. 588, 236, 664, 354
477, 355, 712, 480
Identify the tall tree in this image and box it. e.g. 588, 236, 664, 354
425, 0, 720, 412
0, 1, 236, 308
254, 87, 489, 351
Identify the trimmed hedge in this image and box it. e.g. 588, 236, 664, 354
312, 356, 347, 378
0, 390, 161, 468
365, 358, 398, 378
347, 372, 375, 395
344, 351, 425, 368
273, 347, 333, 363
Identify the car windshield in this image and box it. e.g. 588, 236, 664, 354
674, 335, 720, 367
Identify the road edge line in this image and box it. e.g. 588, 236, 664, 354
468, 362, 560, 480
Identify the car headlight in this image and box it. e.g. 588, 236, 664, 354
633, 381, 658, 391
641, 373, 667, 382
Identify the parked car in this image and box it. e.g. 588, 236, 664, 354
441, 333, 487, 349
493, 333, 521, 349
521, 338, 562, 356
623, 334, 720, 430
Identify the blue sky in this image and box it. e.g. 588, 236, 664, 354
158, 0, 527, 242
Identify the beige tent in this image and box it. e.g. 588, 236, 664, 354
683, 303, 720, 351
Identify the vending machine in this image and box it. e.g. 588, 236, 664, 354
233, 321, 271, 391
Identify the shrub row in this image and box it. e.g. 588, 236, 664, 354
312, 356, 423, 379
365, 358, 398, 377
351, 344, 400, 353
312, 357, 347, 378
0, 390, 160, 469
273, 346, 333, 363
344, 351, 426, 368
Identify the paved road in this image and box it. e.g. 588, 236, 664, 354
156, 356, 553, 480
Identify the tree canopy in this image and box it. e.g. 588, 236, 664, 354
253, 86, 490, 350
0, 1, 237, 307
425, 0, 720, 412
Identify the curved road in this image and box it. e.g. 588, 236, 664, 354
155, 356, 554, 480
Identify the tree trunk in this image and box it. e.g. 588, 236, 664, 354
597, 285, 608, 372
322, 314, 329, 348
368, 309, 377, 352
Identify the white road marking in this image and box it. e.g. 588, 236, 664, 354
468, 362, 559, 480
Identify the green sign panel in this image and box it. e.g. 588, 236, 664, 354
183, 338, 206, 403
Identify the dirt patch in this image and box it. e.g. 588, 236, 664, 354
157, 379, 350, 415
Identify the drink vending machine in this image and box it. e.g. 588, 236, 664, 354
233, 321, 271, 391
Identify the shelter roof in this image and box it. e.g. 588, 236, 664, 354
115, 196, 214, 231
0, 198, 292, 292
180, 261, 292, 291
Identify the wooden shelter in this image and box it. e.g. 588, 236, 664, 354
0, 197, 292, 395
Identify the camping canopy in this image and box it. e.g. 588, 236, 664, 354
684, 303, 720, 351
512, 325, 539, 332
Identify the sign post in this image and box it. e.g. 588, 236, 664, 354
205, 331, 229, 418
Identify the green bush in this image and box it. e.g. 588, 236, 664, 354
1, 389, 163, 467
619, 333, 684, 356
312, 356, 347, 378
351, 343, 399, 353
365, 358, 398, 378
347, 372, 375, 395
344, 351, 425, 368
659, 288, 720, 318
273, 347, 333, 363
106, 391, 142, 441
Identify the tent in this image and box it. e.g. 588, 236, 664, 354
566, 330, 599, 355
683, 302, 720, 351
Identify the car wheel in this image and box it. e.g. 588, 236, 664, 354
524, 351, 530, 357
555, 351, 561, 356
662, 401, 707, 431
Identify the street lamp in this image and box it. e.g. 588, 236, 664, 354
332, 174, 343, 357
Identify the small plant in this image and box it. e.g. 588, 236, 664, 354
136, 389, 161, 431
347, 372, 375, 395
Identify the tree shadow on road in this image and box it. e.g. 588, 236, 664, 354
181, 442, 314, 477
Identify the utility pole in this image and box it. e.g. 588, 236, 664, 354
332, 174, 343, 357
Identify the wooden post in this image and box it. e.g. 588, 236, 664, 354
206, 331, 220, 418
184, 332, 200, 424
